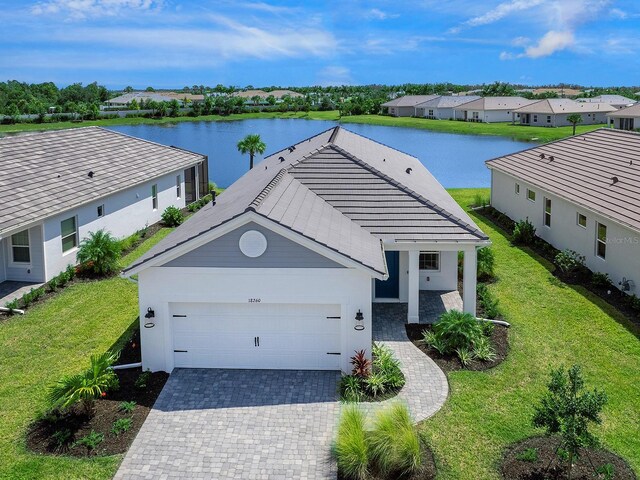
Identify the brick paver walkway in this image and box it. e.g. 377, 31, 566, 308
364, 291, 456, 421
115, 369, 340, 480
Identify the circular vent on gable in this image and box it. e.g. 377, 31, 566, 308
239, 230, 267, 258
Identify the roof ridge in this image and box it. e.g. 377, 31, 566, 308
328, 144, 488, 240
330, 126, 419, 160
262, 126, 336, 159
247, 168, 288, 211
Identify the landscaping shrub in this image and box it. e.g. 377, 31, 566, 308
339, 345, 405, 401
473, 336, 497, 362
455, 347, 474, 366
532, 364, 607, 480
134, 370, 151, 389
76, 229, 122, 275
161, 205, 184, 227
65, 264, 76, 281
369, 403, 422, 477
432, 310, 484, 353
350, 349, 371, 379
477, 246, 495, 280
516, 447, 539, 462
477, 283, 500, 319
47, 276, 60, 292
119, 400, 136, 414
512, 218, 536, 245
371, 343, 404, 390
626, 294, 640, 313
472, 192, 490, 208
111, 417, 132, 436
340, 375, 363, 402
591, 272, 613, 289
554, 249, 586, 275
117, 231, 140, 252
363, 373, 386, 398
335, 405, 369, 480
74, 430, 104, 455
51, 428, 73, 449
48, 351, 120, 415
4, 298, 19, 314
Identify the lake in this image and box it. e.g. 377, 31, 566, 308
108, 119, 531, 188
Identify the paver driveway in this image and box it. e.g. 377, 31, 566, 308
115, 369, 341, 480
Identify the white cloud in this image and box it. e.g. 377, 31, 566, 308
464, 0, 545, 27
523, 30, 574, 57
365, 8, 398, 20
609, 7, 627, 19
317, 66, 352, 86
30, 0, 163, 20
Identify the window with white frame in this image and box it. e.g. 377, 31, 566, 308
97, 204, 104, 217
515, 183, 520, 195
151, 184, 158, 210
596, 222, 607, 259
543, 198, 551, 227
533, 114, 538, 122
419, 252, 440, 271
11, 230, 30, 263
176, 175, 181, 199
527, 189, 536, 202
577, 213, 587, 228
61, 217, 77, 253
547, 115, 552, 124
428, 109, 434, 116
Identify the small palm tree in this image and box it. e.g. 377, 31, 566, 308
48, 351, 120, 415
237, 134, 266, 170
76, 229, 122, 275
567, 113, 583, 135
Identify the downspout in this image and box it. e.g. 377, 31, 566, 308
477, 317, 510, 328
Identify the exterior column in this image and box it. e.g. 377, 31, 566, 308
463, 248, 477, 316
408, 250, 420, 323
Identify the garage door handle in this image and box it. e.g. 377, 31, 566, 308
174, 349, 188, 353
326, 352, 340, 355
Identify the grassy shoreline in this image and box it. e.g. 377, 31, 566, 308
0, 110, 605, 143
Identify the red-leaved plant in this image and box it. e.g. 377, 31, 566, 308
350, 350, 372, 379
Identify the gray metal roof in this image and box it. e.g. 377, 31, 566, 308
0, 127, 206, 235
126, 126, 487, 274
381, 95, 440, 108
607, 103, 640, 118
415, 95, 481, 109
486, 128, 640, 233
453, 96, 536, 111
514, 99, 617, 114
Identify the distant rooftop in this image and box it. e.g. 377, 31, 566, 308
453, 96, 536, 111
381, 95, 440, 108
415, 95, 481, 109
607, 103, 640, 118
514, 98, 617, 114
575, 95, 636, 106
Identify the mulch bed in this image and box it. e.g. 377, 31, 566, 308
115, 328, 142, 365
405, 323, 508, 373
26, 367, 168, 457
338, 438, 437, 480
501, 436, 637, 480
475, 206, 640, 328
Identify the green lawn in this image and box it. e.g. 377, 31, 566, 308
0, 110, 602, 143
421, 188, 640, 480
0, 228, 174, 480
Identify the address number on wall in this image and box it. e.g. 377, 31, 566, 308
248, 298, 262, 303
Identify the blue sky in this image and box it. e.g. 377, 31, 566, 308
0, 0, 639, 88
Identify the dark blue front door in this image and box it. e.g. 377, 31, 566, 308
375, 251, 400, 298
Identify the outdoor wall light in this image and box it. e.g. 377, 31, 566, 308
354, 309, 365, 331
144, 307, 155, 329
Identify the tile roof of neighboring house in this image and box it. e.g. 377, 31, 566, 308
453, 96, 536, 111
0, 127, 206, 235
232, 89, 302, 99
532, 87, 583, 97
514, 99, 617, 114
607, 103, 640, 118
486, 128, 640, 233
415, 95, 481, 109
125, 126, 487, 275
381, 95, 440, 108
575, 95, 636, 106
106, 92, 175, 104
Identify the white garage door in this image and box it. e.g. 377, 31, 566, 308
171, 303, 342, 370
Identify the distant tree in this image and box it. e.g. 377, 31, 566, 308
532, 365, 607, 480
266, 95, 277, 106
237, 134, 266, 170
124, 86, 134, 93
567, 113, 583, 135
482, 81, 516, 97
251, 95, 262, 106
168, 99, 181, 117
129, 98, 139, 110
145, 86, 155, 92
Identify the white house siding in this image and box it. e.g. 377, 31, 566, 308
520, 112, 609, 127
42, 170, 187, 281
389, 106, 417, 117
137, 266, 373, 373
1, 225, 46, 282
491, 170, 640, 293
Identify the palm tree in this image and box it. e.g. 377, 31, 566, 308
567, 113, 583, 135
237, 134, 266, 170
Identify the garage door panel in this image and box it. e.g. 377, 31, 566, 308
170, 303, 342, 370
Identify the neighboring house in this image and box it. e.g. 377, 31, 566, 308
531, 87, 583, 98
104, 92, 205, 108
487, 128, 640, 296
415, 95, 481, 120
453, 96, 536, 122
514, 99, 616, 127
575, 95, 636, 109
232, 89, 303, 104
381, 95, 440, 117
0, 127, 208, 284
124, 127, 489, 373
607, 103, 640, 130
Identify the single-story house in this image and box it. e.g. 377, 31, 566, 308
414, 95, 481, 120
487, 128, 640, 295
453, 96, 536, 123
607, 103, 640, 130
124, 127, 489, 373
105, 92, 175, 107
232, 89, 303, 104
514, 99, 616, 127
575, 95, 636, 110
381, 95, 440, 117
0, 127, 208, 284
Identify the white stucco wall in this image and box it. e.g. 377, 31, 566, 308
1, 225, 46, 282
137, 267, 373, 373
491, 169, 640, 293
520, 112, 609, 127
42, 169, 187, 281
